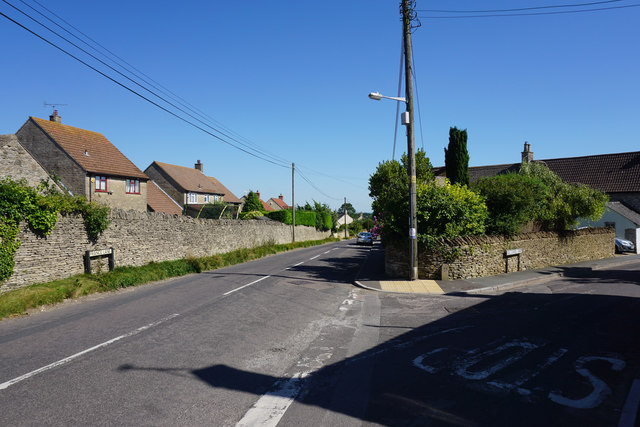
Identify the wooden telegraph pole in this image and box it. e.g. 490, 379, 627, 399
402, 0, 418, 280
292, 162, 295, 242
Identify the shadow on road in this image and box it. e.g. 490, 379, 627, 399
119, 278, 640, 426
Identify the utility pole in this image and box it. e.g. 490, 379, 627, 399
344, 197, 348, 239
402, 0, 418, 280
292, 162, 295, 243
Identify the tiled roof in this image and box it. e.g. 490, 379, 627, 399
208, 176, 241, 204
434, 150, 640, 193
152, 161, 221, 193
269, 197, 289, 209
147, 180, 182, 215
30, 117, 147, 179
542, 152, 640, 193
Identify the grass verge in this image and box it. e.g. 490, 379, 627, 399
0, 237, 339, 320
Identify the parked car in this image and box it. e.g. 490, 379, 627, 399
356, 232, 373, 246
615, 237, 635, 253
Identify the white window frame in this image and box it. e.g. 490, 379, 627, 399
188, 192, 198, 204
204, 194, 210, 204
126, 179, 140, 194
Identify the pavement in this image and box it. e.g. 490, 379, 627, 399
354, 243, 640, 295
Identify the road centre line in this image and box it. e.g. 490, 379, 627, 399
223, 275, 271, 296
309, 255, 320, 260
0, 313, 180, 391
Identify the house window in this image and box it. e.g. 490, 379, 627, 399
95, 176, 107, 192
188, 192, 198, 204
204, 194, 210, 204
126, 179, 140, 194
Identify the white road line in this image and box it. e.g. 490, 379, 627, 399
223, 276, 271, 296
0, 313, 180, 391
285, 261, 305, 270
236, 371, 310, 427
619, 379, 640, 427
323, 250, 331, 254
309, 255, 320, 260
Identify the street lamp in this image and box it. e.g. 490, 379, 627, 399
368, 92, 406, 103
368, 90, 418, 280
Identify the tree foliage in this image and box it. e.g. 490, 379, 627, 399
444, 127, 470, 186
369, 149, 434, 242
243, 190, 264, 214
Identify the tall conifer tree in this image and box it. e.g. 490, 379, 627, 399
444, 127, 470, 186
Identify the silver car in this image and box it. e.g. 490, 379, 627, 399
356, 232, 373, 246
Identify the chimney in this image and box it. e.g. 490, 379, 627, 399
194, 160, 203, 172
279, 194, 284, 201
521, 141, 533, 163
49, 110, 61, 123
256, 190, 260, 200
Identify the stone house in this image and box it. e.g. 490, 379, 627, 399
434, 142, 640, 252
144, 160, 241, 216
15, 112, 149, 211
0, 133, 63, 190
266, 195, 289, 211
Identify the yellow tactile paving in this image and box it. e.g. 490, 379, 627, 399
379, 280, 444, 294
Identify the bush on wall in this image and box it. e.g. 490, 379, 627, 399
0, 178, 111, 283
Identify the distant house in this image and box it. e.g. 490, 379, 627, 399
144, 160, 241, 216
434, 142, 640, 252
336, 213, 353, 227
15, 112, 148, 211
240, 191, 275, 212
266, 194, 289, 211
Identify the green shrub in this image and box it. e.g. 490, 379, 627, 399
240, 210, 265, 220
294, 210, 316, 227
417, 180, 487, 240
474, 173, 548, 235
267, 209, 292, 224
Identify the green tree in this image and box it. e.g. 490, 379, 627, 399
444, 127, 470, 186
368, 149, 434, 242
243, 190, 264, 213
338, 202, 356, 218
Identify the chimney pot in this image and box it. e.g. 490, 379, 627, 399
279, 194, 284, 201
194, 160, 203, 172
49, 110, 61, 123
522, 141, 533, 163
256, 191, 260, 199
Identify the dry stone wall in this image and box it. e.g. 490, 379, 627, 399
386, 227, 614, 280
2, 209, 330, 291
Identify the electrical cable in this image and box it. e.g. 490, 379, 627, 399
8, 0, 292, 168
24, 0, 290, 166
0, 9, 290, 169
419, 3, 640, 19
393, 35, 403, 161
417, 0, 623, 13
411, 42, 425, 152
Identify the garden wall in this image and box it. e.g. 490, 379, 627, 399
386, 227, 614, 280
2, 209, 330, 291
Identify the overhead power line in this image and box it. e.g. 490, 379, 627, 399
417, 0, 623, 13
0, 0, 351, 201
419, 2, 640, 19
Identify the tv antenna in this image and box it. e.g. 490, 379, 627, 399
43, 101, 68, 113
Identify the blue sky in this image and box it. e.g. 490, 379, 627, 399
1, 1, 638, 213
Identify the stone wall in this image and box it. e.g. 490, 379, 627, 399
2, 209, 330, 291
386, 227, 615, 280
